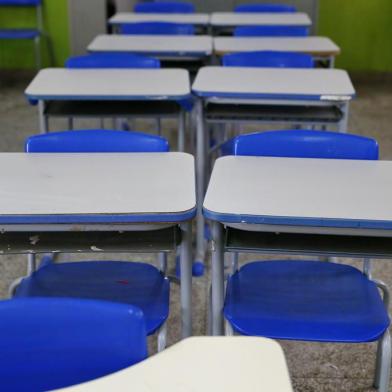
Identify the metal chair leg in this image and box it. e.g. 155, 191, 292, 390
224, 319, 234, 336
27, 253, 37, 275
374, 329, 391, 392
156, 118, 162, 136
8, 276, 24, 298
157, 322, 167, 352
157, 252, 167, 275
231, 252, 239, 273
207, 283, 212, 336
67, 117, 74, 131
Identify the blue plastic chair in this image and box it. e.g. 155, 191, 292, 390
25, 129, 169, 152
65, 53, 160, 69
134, 1, 195, 13
120, 21, 195, 35
222, 50, 314, 68
234, 25, 309, 37
0, 298, 147, 391
15, 130, 171, 350
234, 3, 297, 12
0, 0, 43, 69
221, 130, 391, 392
0, 0, 41, 4
221, 130, 379, 159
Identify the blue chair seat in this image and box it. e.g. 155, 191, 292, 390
234, 25, 309, 37
0, 28, 39, 39
234, 3, 296, 12
15, 261, 169, 335
134, 1, 195, 13
0, 0, 41, 5
224, 260, 389, 343
120, 21, 195, 35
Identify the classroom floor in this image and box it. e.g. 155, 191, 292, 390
1, 71, 392, 392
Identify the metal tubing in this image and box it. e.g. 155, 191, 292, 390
178, 110, 186, 152
38, 101, 48, 134
27, 253, 37, 275
329, 56, 335, 69
374, 330, 391, 392
211, 221, 224, 335
231, 252, 239, 273
157, 322, 167, 352
338, 102, 350, 133
156, 118, 162, 136
195, 99, 206, 263
67, 117, 74, 131
363, 258, 372, 279
180, 221, 192, 338
224, 319, 234, 336
157, 252, 167, 274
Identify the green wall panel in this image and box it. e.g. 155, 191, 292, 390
0, 0, 70, 69
318, 0, 392, 71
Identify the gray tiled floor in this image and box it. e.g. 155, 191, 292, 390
0, 71, 392, 391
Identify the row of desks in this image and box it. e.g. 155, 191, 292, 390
109, 11, 312, 28
25, 66, 355, 267
88, 35, 340, 63
25, 67, 354, 136
2, 152, 392, 338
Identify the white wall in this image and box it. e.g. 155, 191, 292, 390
114, 0, 137, 11
68, 0, 107, 55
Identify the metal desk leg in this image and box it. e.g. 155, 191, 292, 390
67, 117, 74, 130
180, 221, 193, 338
178, 110, 186, 152
27, 253, 37, 275
338, 101, 350, 133
329, 55, 335, 69
211, 221, 224, 335
195, 99, 206, 266
38, 100, 48, 134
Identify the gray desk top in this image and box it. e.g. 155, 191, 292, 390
25, 68, 191, 101
210, 12, 311, 27
88, 35, 213, 57
192, 66, 355, 101
109, 12, 210, 25
204, 156, 392, 231
213, 36, 340, 56
0, 153, 195, 224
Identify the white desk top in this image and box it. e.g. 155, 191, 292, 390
0, 153, 195, 224
210, 12, 311, 27
192, 66, 355, 101
25, 68, 190, 101
214, 36, 340, 56
109, 12, 210, 25
204, 156, 392, 231
59, 337, 293, 392
88, 35, 213, 57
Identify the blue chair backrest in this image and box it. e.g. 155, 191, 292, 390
222, 51, 314, 68
0, 0, 41, 5
25, 130, 170, 153
65, 53, 160, 69
120, 21, 195, 35
221, 130, 379, 160
134, 1, 195, 13
234, 3, 297, 12
0, 298, 147, 391
234, 25, 309, 37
